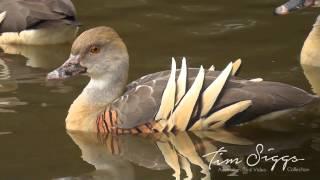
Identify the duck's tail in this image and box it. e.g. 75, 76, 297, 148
153, 58, 252, 132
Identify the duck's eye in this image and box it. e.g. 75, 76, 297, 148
89, 46, 100, 54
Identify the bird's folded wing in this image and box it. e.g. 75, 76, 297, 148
0, 0, 76, 32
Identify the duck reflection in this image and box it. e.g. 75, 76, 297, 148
274, 0, 320, 96
0, 44, 71, 112
300, 14, 320, 96
0, 55, 27, 112
67, 131, 241, 180
0, 44, 70, 69
65, 128, 316, 180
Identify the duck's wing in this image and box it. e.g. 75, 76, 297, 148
112, 69, 219, 129
126, 59, 242, 91
110, 71, 317, 129
126, 68, 235, 91
0, 0, 76, 32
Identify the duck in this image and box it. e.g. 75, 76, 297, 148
301, 15, 320, 67
275, 0, 320, 67
274, 0, 319, 15
298, 13, 320, 95
47, 26, 319, 134
274, 0, 320, 95
0, 0, 78, 45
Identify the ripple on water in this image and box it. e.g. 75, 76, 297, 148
0, 58, 10, 80
180, 4, 222, 13
0, 97, 27, 113
91, 0, 148, 9
312, 134, 320, 151
45, 81, 74, 94
144, 12, 182, 21
188, 19, 257, 36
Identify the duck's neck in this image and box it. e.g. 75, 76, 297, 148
66, 67, 128, 132
301, 24, 320, 67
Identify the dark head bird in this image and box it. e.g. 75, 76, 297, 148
47, 26, 319, 133
0, 0, 79, 45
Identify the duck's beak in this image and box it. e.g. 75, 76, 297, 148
47, 54, 87, 80
274, 0, 316, 15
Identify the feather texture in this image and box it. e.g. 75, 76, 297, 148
102, 58, 317, 133
175, 57, 187, 104
200, 62, 233, 117
153, 59, 251, 132
208, 65, 215, 71
169, 66, 205, 131
190, 100, 252, 130
232, 59, 241, 75
0, 11, 6, 24
0, 0, 76, 33
152, 59, 253, 132
155, 59, 176, 120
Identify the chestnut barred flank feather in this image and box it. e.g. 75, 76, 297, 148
96, 109, 155, 134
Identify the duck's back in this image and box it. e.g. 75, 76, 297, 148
109, 69, 318, 129
0, 0, 76, 33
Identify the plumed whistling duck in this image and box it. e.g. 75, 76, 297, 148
47, 26, 319, 134
274, 0, 320, 95
275, 0, 320, 67
0, 0, 78, 45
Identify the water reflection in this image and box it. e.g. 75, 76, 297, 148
0, 97, 27, 113
62, 128, 318, 179
0, 44, 70, 69
0, 44, 71, 112
0, 55, 39, 90
0, 131, 11, 135
189, 19, 257, 36
67, 131, 245, 180
0, 56, 27, 112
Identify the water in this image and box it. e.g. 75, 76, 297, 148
0, 0, 320, 179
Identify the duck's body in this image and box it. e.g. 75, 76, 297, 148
0, 0, 78, 45
274, 0, 319, 15
275, 0, 320, 67
274, 0, 320, 96
301, 15, 320, 67
47, 26, 319, 133
95, 69, 316, 134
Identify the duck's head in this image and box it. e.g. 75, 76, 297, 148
274, 0, 319, 15
47, 26, 129, 80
